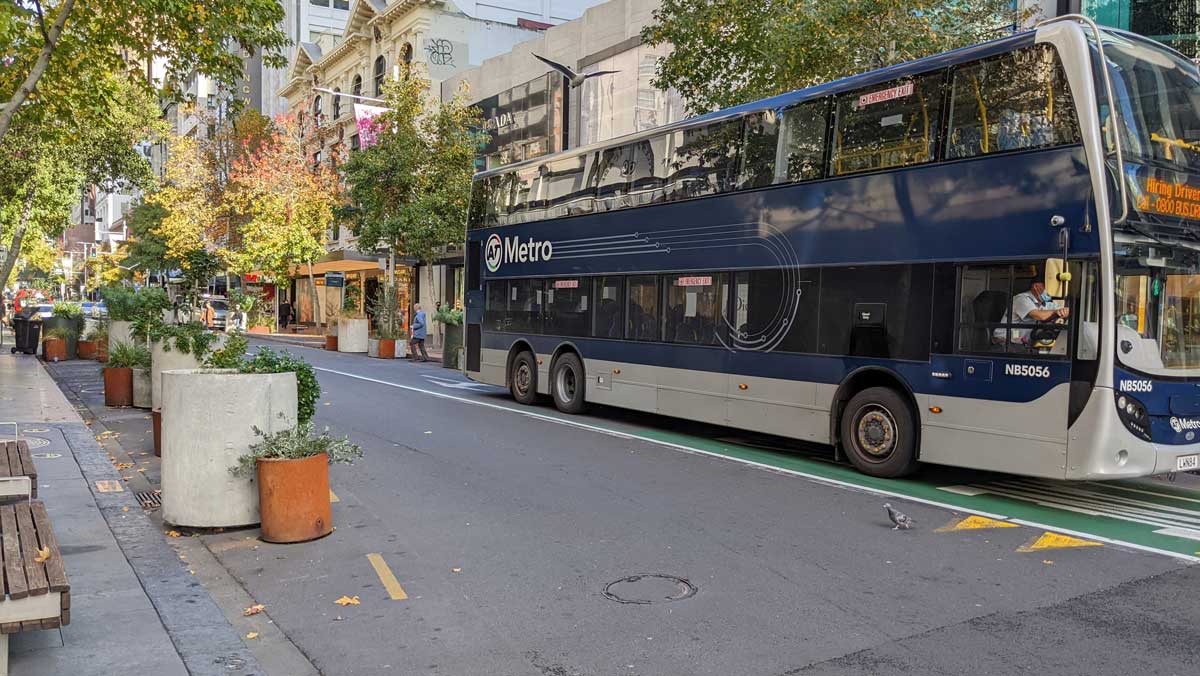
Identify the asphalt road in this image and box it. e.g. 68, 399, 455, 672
200, 340, 1197, 676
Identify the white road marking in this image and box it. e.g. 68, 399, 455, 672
312, 365, 1200, 563
420, 374, 493, 391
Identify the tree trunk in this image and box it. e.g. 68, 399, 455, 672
0, 186, 37, 289
0, 0, 78, 144
306, 258, 322, 330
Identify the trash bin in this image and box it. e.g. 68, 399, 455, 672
10, 310, 41, 355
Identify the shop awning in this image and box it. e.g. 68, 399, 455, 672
290, 250, 382, 276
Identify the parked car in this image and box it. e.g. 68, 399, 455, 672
34, 304, 53, 320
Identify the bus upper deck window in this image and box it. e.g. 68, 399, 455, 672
834, 73, 946, 176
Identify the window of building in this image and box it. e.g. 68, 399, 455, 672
947, 44, 1081, 160
738, 111, 779, 189
374, 56, 386, 97
626, 275, 660, 341
956, 263, 1072, 358
544, 278, 593, 336
350, 134, 360, 152
352, 75, 362, 97
312, 95, 323, 124
733, 268, 821, 353
834, 73, 946, 176
665, 120, 742, 201
664, 273, 729, 345
593, 277, 624, 338
777, 99, 829, 182
332, 88, 342, 119
309, 0, 329, 6
334, 0, 349, 9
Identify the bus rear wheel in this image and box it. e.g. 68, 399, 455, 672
840, 387, 919, 478
509, 351, 539, 405
551, 353, 586, 414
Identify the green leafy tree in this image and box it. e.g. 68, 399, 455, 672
341, 66, 485, 270
643, 0, 1036, 114
0, 0, 287, 145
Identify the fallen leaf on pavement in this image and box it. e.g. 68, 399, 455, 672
1042, 560, 1054, 565
245, 632, 258, 640
114, 462, 133, 470
243, 604, 266, 616
165, 530, 181, 537
122, 506, 129, 513
33, 546, 50, 564
136, 468, 146, 473
334, 595, 360, 606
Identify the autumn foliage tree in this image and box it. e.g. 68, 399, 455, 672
226, 114, 341, 324
643, 0, 1037, 114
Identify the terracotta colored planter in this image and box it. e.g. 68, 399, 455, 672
152, 410, 162, 457
103, 367, 133, 407
96, 339, 109, 362
248, 326, 272, 334
257, 453, 333, 543
43, 338, 68, 362
78, 340, 98, 360
325, 335, 338, 351
377, 338, 396, 359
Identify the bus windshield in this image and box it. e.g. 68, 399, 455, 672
1114, 241, 1200, 377
1100, 31, 1200, 174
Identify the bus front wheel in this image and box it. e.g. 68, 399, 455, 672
509, 351, 539, 405
840, 387, 919, 478
551, 353, 586, 414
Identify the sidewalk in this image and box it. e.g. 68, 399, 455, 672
0, 353, 262, 675
253, 331, 444, 360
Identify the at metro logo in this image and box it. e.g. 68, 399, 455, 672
484, 233, 553, 273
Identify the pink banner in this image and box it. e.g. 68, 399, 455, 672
354, 103, 389, 148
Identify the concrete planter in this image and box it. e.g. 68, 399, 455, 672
337, 318, 368, 353
442, 324, 463, 370
150, 340, 202, 412
160, 369, 298, 528
132, 367, 152, 409
109, 320, 134, 349
368, 337, 380, 358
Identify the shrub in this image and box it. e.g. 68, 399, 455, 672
229, 420, 362, 477
154, 322, 219, 360
101, 287, 138, 321
204, 333, 248, 369
240, 347, 319, 424
105, 342, 150, 369
433, 306, 463, 326
45, 326, 77, 341
84, 324, 108, 343
52, 301, 83, 320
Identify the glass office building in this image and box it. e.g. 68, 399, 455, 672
1080, 0, 1200, 57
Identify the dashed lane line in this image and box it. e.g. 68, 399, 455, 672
312, 366, 1200, 563
366, 553, 408, 601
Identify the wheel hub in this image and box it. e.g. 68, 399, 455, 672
515, 364, 531, 394
856, 407, 896, 458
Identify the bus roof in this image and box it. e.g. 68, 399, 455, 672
475, 27, 1043, 180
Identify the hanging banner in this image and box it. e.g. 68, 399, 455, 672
354, 103, 389, 148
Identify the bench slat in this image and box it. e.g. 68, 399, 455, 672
6, 443, 21, 481
15, 504, 48, 596
15, 441, 36, 483
0, 506, 27, 599
0, 442, 12, 479
30, 503, 67, 593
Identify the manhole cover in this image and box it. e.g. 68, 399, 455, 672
32, 453, 61, 459
21, 437, 50, 449
135, 491, 162, 510
602, 574, 697, 605
22, 427, 48, 433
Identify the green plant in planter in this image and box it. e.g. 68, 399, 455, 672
341, 284, 362, 317
228, 420, 362, 477
432, 306, 463, 326
51, 301, 83, 320
205, 333, 248, 369
240, 347, 320, 424
155, 322, 220, 360
45, 326, 78, 341
84, 324, 108, 343
101, 286, 138, 321
136, 287, 173, 320
369, 285, 403, 340
105, 342, 151, 368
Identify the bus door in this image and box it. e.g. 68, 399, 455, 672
464, 239, 483, 375
923, 261, 1083, 478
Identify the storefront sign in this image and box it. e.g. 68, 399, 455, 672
325, 272, 345, 288
472, 72, 567, 170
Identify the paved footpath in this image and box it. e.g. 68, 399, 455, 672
0, 352, 262, 676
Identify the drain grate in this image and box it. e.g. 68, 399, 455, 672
135, 491, 162, 510
21, 437, 50, 449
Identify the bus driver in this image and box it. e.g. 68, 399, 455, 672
994, 277, 1069, 350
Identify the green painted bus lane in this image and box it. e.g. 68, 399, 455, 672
627, 426, 1200, 561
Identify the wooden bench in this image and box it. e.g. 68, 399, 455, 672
0, 501, 69, 675
0, 441, 35, 501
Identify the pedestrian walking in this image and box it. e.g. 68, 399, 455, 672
279, 299, 291, 330
201, 301, 215, 330
409, 303, 429, 362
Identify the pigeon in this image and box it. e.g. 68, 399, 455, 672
532, 53, 619, 89
884, 503, 914, 530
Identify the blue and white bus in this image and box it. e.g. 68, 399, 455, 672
462, 16, 1200, 480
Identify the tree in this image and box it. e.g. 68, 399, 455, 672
642, 0, 1036, 114
149, 135, 222, 265
0, 0, 288, 145
226, 114, 340, 324
0, 133, 81, 288
340, 66, 484, 270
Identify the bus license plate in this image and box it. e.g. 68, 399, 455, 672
1177, 454, 1200, 472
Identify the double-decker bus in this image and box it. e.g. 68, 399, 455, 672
461, 16, 1200, 480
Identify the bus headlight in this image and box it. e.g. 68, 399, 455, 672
1115, 392, 1151, 441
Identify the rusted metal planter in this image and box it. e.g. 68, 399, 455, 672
96, 339, 109, 362
103, 367, 133, 407
42, 338, 68, 362
377, 338, 396, 359
257, 453, 333, 543
325, 335, 338, 351
78, 340, 98, 360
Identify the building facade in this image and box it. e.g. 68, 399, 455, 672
1053, 0, 1200, 57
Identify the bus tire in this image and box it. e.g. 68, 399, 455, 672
840, 386, 919, 478
551, 353, 586, 414
509, 351, 539, 405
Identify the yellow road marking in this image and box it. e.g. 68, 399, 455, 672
1017, 531, 1103, 553
95, 480, 123, 492
935, 515, 1020, 532
366, 553, 408, 600
329, 489, 340, 503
